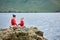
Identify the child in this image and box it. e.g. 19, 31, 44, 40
18, 17, 24, 27
10, 14, 17, 28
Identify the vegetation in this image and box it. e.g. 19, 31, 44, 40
0, 0, 60, 12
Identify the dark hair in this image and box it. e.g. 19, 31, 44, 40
13, 14, 16, 17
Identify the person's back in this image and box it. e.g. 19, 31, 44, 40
11, 14, 17, 28
18, 17, 24, 27
11, 18, 17, 25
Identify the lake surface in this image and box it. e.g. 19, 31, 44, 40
0, 13, 60, 40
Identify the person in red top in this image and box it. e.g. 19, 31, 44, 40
10, 14, 17, 28
18, 17, 24, 27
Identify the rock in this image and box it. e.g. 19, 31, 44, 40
30, 27, 43, 36
0, 27, 47, 40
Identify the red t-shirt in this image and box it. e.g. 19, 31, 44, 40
18, 20, 24, 27
11, 18, 17, 25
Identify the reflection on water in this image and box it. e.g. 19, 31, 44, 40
0, 13, 60, 40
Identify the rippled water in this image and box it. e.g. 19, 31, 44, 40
0, 13, 60, 40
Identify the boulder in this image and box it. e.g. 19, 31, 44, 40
0, 27, 47, 40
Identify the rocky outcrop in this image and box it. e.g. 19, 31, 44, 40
0, 27, 47, 40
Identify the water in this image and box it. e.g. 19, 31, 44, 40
0, 13, 60, 40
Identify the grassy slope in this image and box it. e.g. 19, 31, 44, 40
0, 0, 60, 12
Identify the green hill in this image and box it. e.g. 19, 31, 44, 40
0, 0, 60, 12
